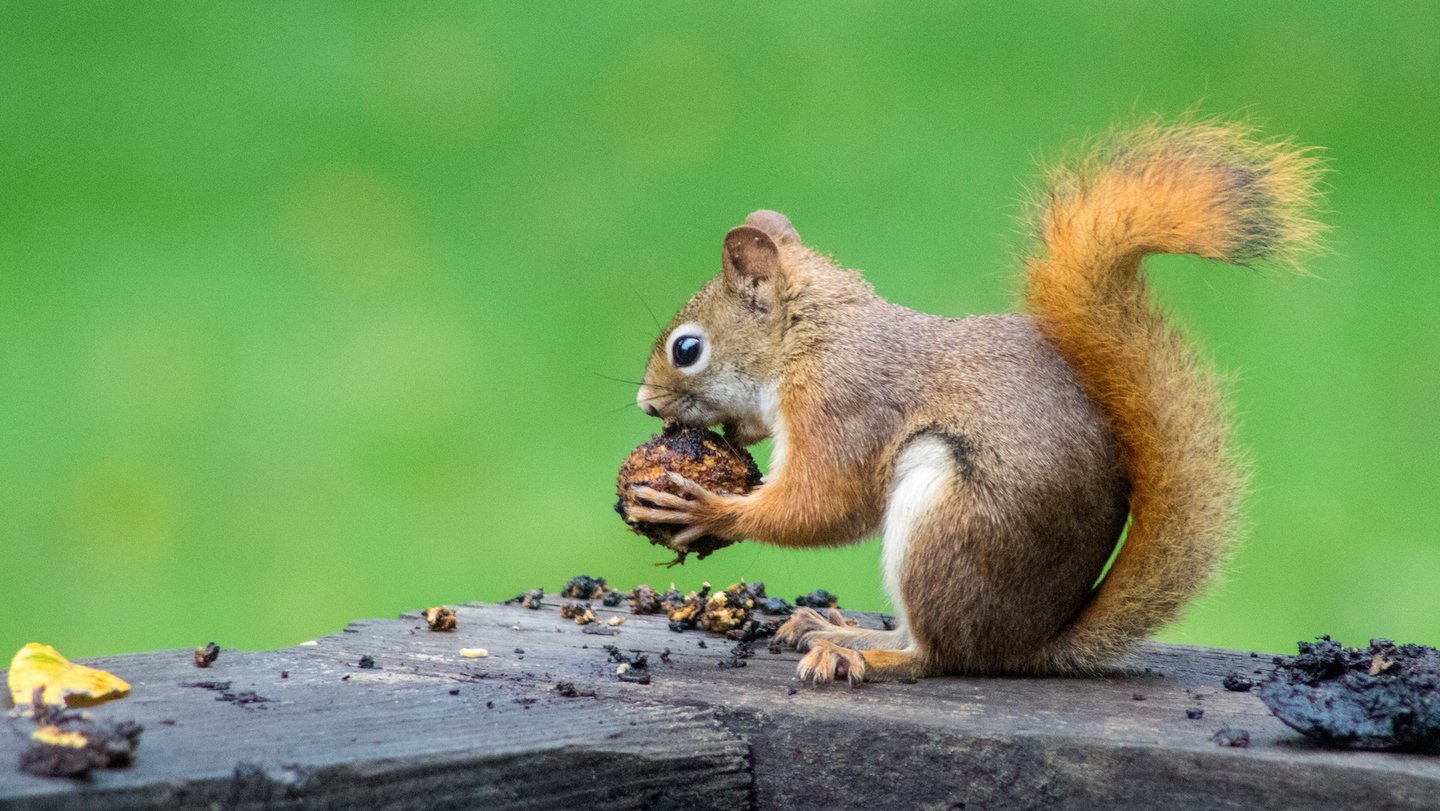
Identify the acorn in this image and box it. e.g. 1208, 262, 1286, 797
615, 422, 762, 565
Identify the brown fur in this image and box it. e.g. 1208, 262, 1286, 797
634, 122, 1323, 679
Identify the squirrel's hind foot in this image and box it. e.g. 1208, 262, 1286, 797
796, 642, 928, 685
796, 640, 868, 685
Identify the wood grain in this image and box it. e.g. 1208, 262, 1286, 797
2, 599, 1437, 809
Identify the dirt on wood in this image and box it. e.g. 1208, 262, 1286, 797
1258, 636, 1440, 752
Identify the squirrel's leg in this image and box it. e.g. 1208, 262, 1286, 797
795, 436, 964, 684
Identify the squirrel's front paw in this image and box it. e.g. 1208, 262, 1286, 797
628, 472, 744, 548
796, 640, 867, 686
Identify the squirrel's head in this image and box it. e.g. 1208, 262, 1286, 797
636, 210, 800, 446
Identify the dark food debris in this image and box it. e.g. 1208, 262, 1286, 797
718, 641, 754, 670
563, 575, 608, 600
504, 588, 546, 610
795, 589, 840, 609
1222, 672, 1254, 692
629, 584, 664, 614
1131, 693, 1146, 701
700, 584, 754, 633
727, 617, 781, 643
1211, 727, 1250, 748
18, 701, 144, 778
424, 606, 458, 632
181, 680, 271, 707
755, 597, 793, 615
1258, 636, 1440, 752
659, 648, 671, 664
1186, 708, 1205, 720
615, 422, 763, 565
665, 583, 711, 632
560, 602, 598, 625
604, 645, 652, 685
193, 642, 220, 669
602, 590, 626, 607
555, 682, 598, 698
358, 655, 377, 670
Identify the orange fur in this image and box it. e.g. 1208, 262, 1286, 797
1025, 122, 1324, 671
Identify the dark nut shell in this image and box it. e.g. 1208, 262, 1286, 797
615, 422, 762, 564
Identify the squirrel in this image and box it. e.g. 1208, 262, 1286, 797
627, 122, 1323, 682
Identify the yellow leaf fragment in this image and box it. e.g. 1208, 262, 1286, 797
31, 726, 88, 749
8, 643, 131, 708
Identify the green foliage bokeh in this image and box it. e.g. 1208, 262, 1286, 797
2, 2, 1436, 659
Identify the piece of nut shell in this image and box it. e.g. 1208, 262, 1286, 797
615, 422, 762, 565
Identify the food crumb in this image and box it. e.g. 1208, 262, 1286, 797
193, 642, 220, 669
795, 590, 840, 608
562, 575, 608, 600
357, 655, 377, 670
1222, 672, 1254, 692
608, 616, 626, 626
505, 588, 545, 610
560, 602, 598, 625
1212, 727, 1250, 747
424, 606, 458, 632
460, 648, 489, 658
629, 584, 664, 615
555, 682, 598, 698
19, 703, 144, 778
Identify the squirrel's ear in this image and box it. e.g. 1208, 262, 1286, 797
721, 225, 782, 315
743, 210, 800, 247
722, 225, 780, 281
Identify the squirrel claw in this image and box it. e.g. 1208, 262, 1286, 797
796, 640, 867, 685
774, 607, 848, 651
623, 504, 692, 524
629, 485, 692, 510
663, 471, 714, 498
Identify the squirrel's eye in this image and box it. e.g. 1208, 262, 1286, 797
664, 322, 710, 375
671, 335, 703, 367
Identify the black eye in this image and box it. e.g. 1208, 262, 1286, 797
671, 335, 703, 367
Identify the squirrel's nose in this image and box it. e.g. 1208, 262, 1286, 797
636, 384, 662, 417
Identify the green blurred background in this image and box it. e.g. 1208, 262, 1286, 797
2, 2, 1436, 660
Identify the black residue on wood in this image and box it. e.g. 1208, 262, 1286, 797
2, 605, 1438, 810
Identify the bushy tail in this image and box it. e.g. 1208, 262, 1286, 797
1024, 121, 1324, 672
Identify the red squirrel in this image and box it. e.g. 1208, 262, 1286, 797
628, 122, 1323, 682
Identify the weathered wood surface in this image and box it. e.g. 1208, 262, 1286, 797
2, 598, 1438, 810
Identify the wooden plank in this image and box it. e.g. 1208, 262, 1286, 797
3, 598, 1438, 810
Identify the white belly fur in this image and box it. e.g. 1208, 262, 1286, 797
881, 436, 955, 626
